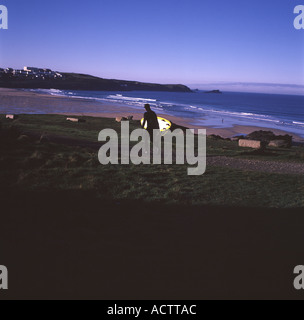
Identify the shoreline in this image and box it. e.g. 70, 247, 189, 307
1, 87, 304, 142
61, 111, 304, 142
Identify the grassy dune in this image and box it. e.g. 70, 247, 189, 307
0, 114, 303, 208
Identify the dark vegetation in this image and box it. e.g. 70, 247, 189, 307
0, 72, 192, 92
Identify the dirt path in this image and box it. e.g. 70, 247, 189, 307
207, 155, 304, 175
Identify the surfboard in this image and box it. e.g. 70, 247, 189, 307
141, 117, 172, 132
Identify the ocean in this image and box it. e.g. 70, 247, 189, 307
21, 89, 304, 138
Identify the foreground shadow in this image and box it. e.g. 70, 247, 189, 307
0, 189, 303, 300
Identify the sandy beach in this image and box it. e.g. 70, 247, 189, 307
1, 88, 303, 142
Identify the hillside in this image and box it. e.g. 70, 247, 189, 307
0, 72, 192, 92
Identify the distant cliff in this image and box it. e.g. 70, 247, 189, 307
0, 72, 192, 93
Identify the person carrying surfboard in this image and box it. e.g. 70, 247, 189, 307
142, 104, 160, 140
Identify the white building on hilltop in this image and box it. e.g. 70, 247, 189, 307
0, 66, 63, 79
24, 66, 39, 73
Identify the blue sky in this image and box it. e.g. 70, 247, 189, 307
0, 0, 303, 93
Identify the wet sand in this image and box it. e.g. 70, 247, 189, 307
1, 88, 303, 142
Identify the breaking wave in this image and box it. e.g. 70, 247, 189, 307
24, 89, 304, 137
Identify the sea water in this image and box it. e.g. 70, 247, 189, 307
8, 89, 304, 137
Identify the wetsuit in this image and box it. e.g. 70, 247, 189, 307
143, 110, 160, 139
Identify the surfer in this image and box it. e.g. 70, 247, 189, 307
142, 104, 160, 140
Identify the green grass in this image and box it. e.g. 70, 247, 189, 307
2, 114, 303, 162
0, 114, 126, 141
0, 114, 304, 208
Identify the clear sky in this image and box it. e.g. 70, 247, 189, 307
0, 0, 303, 93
